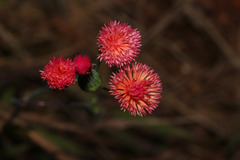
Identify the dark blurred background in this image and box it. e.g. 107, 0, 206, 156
0, 0, 240, 159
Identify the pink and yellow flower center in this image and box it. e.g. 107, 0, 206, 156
126, 80, 149, 101
108, 35, 130, 54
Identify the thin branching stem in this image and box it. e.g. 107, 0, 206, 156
95, 59, 101, 71
100, 86, 110, 92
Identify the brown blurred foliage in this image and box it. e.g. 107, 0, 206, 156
0, 0, 240, 160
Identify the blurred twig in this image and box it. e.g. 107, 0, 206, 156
165, 91, 228, 136
143, 7, 181, 45
0, 43, 82, 69
0, 24, 32, 62
28, 130, 79, 160
11, 98, 91, 109
178, 0, 240, 69
0, 102, 21, 134
0, 102, 116, 160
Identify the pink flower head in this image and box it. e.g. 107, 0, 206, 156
73, 54, 92, 75
40, 56, 76, 90
109, 62, 162, 116
97, 20, 141, 67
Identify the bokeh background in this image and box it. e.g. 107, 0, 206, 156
1, 0, 240, 159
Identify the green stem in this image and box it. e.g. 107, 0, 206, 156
100, 86, 110, 92
26, 86, 50, 100
95, 59, 101, 71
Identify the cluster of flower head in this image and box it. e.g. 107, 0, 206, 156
40, 55, 92, 90
40, 20, 162, 116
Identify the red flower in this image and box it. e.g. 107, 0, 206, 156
109, 62, 162, 116
40, 56, 76, 90
97, 20, 141, 67
73, 54, 92, 75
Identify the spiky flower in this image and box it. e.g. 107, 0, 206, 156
73, 54, 92, 75
109, 62, 162, 116
40, 56, 76, 90
97, 20, 141, 67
